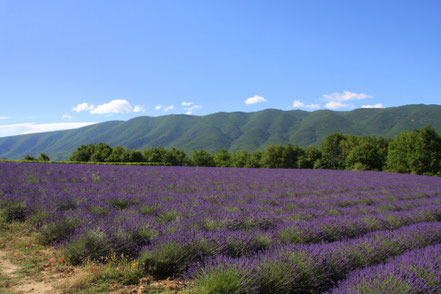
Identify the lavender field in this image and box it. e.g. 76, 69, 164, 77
1, 162, 441, 293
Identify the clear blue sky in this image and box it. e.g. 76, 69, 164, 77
1, 0, 440, 137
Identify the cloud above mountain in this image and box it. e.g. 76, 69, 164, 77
72, 99, 145, 114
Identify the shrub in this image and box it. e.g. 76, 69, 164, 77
63, 229, 111, 265
39, 215, 80, 244
0, 200, 27, 223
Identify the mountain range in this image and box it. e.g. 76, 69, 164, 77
1, 104, 440, 160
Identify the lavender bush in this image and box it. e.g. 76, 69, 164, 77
328, 244, 441, 294
1, 161, 441, 292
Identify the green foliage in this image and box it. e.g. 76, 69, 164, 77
165, 147, 189, 166
107, 197, 137, 210
23, 155, 37, 161
2, 105, 441, 161
230, 150, 249, 168
298, 146, 321, 169
190, 265, 254, 294
7, 123, 441, 176
190, 149, 215, 167
39, 216, 80, 244
38, 153, 50, 161
213, 148, 231, 167
90, 143, 113, 162
387, 126, 441, 175
262, 144, 303, 168
106, 145, 126, 162
346, 138, 386, 170
143, 147, 167, 163
0, 200, 27, 223
318, 133, 347, 169
62, 229, 111, 265
386, 130, 416, 173
69, 144, 95, 161
411, 126, 441, 175
246, 151, 263, 168
141, 240, 216, 278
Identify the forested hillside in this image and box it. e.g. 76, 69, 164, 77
0, 104, 440, 160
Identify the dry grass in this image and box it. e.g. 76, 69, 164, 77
0, 221, 186, 294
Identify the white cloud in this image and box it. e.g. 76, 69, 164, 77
322, 90, 371, 102
187, 105, 201, 111
292, 100, 305, 108
133, 105, 145, 113
72, 102, 95, 112
0, 116, 8, 120
90, 99, 132, 114
0, 122, 97, 137
245, 95, 266, 105
73, 99, 145, 114
292, 100, 320, 109
362, 103, 383, 109
164, 105, 174, 112
325, 101, 352, 109
62, 114, 72, 120
155, 105, 162, 110
182, 103, 201, 115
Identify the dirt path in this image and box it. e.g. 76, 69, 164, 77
0, 223, 183, 294
0, 249, 61, 294
0, 249, 20, 276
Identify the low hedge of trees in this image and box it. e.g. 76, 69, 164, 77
67, 125, 441, 176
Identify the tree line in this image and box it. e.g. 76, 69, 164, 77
64, 125, 441, 176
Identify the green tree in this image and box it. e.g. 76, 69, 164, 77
246, 151, 263, 168
38, 153, 50, 161
167, 148, 189, 166
411, 126, 441, 175
190, 149, 215, 167
23, 155, 36, 161
282, 144, 304, 168
346, 141, 381, 171
262, 145, 285, 168
298, 146, 322, 169
123, 150, 144, 162
230, 150, 249, 168
318, 133, 347, 169
70, 144, 96, 162
90, 143, 113, 162
143, 147, 167, 163
386, 130, 417, 173
107, 146, 126, 162
213, 149, 231, 167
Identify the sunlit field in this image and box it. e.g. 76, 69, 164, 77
1, 162, 441, 293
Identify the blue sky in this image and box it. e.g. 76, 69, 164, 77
0, 0, 440, 137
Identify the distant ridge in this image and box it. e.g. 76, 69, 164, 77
1, 104, 441, 160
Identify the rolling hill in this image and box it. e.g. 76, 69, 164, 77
1, 104, 441, 160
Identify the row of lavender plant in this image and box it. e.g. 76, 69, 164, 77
3, 164, 441, 218
137, 204, 441, 278
185, 222, 441, 293
2, 162, 441, 289
2, 162, 441, 229
3, 186, 440, 268
328, 244, 441, 294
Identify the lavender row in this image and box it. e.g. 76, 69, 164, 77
3, 162, 441, 286
17, 201, 435, 268
186, 222, 441, 294
140, 205, 441, 278
329, 244, 441, 294
2, 162, 441, 232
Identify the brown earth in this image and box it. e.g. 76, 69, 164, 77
0, 223, 185, 294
